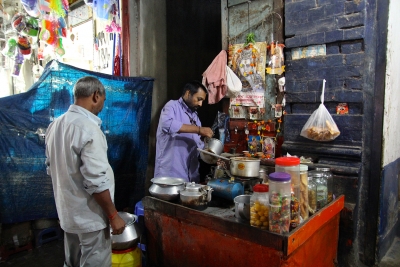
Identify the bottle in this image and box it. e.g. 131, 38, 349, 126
275, 157, 300, 230
268, 172, 291, 234
218, 128, 225, 143
315, 167, 333, 203
250, 184, 269, 230
299, 164, 309, 221
310, 171, 327, 210
307, 173, 317, 215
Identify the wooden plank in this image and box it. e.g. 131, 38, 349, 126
143, 196, 285, 250
145, 209, 284, 267
286, 195, 345, 255
144, 195, 344, 266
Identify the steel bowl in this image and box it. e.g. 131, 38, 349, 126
110, 212, 141, 250
149, 177, 186, 201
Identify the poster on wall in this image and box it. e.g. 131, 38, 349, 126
262, 137, 275, 158
228, 42, 267, 108
248, 135, 262, 154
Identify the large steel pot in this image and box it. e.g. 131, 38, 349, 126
199, 138, 224, 164
198, 148, 260, 177
149, 177, 186, 201
229, 157, 260, 177
111, 212, 141, 250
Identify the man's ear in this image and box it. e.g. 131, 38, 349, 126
92, 91, 99, 103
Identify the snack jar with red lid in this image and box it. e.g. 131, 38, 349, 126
250, 184, 269, 230
275, 157, 301, 230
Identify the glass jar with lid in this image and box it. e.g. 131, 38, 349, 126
250, 184, 269, 230
299, 164, 309, 221
310, 171, 327, 210
307, 174, 317, 215
315, 167, 333, 203
275, 157, 301, 230
268, 172, 291, 234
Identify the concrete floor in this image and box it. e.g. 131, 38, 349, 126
0, 239, 64, 267
0, 236, 399, 267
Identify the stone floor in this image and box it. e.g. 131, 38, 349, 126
0, 236, 399, 267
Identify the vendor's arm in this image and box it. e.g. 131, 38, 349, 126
178, 124, 213, 138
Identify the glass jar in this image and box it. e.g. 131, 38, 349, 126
275, 157, 300, 230
307, 174, 317, 215
310, 171, 327, 210
299, 164, 309, 221
250, 184, 269, 230
315, 167, 333, 203
268, 172, 291, 234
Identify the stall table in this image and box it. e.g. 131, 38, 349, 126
143, 195, 344, 267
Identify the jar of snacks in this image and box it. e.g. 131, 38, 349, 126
299, 164, 309, 221
275, 157, 300, 230
250, 184, 269, 230
315, 167, 333, 203
268, 172, 291, 234
310, 171, 327, 210
307, 174, 317, 215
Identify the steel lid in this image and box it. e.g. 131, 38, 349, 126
151, 177, 186, 185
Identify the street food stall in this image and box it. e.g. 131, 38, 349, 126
143, 194, 344, 267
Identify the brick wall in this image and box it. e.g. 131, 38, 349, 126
283, 0, 367, 266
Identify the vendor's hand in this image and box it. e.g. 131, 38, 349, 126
110, 214, 126, 235
199, 127, 213, 138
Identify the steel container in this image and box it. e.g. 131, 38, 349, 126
200, 138, 224, 164
149, 177, 186, 201
229, 157, 261, 177
111, 212, 141, 250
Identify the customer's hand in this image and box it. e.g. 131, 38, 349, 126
110, 214, 126, 235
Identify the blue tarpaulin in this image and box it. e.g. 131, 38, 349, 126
0, 60, 154, 223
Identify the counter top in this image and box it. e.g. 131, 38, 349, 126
143, 194, 345, 256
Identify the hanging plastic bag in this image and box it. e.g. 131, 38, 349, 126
300, 79, 340, 141
225, 65, 242, 98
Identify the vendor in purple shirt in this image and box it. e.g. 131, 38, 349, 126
154, 81, 214, 182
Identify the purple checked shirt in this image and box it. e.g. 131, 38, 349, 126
154, 98, 204, 182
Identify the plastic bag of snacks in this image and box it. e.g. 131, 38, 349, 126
300, 79, 340, 141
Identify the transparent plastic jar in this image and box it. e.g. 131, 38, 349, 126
310, 171, 327, 210
307, 173, 317, 215
250, 184, 269, 230
315, 167, 333, 203
299, 164, 309, 221
268, 172, 291, 234
275, 157, 300, 230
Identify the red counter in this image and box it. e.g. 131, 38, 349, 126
143, 195, 344, 267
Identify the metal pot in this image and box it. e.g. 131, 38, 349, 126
149, 177, 186, 201
110, 212, 141, 250
197, 148, 261, 177
229, 157, 260, 177
234, 195, 251, 222
200, 138, 224, 164
180, 182, 213, 210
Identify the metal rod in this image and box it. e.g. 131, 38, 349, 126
197, 148, 230, 161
